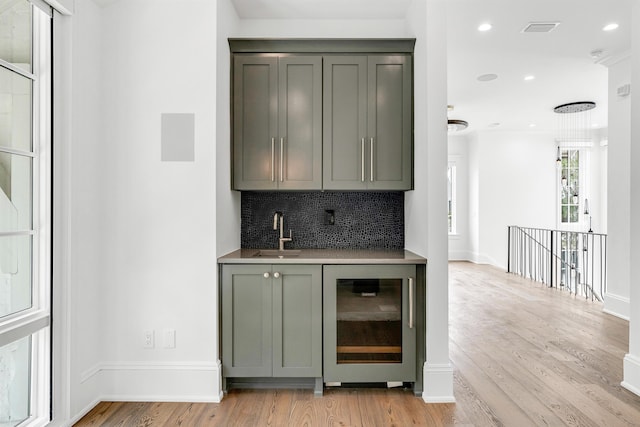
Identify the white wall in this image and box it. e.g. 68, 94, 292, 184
605, 57, 631, 319
590, 128, 607, 235
448, 134, 470, 260
216, 0, 240, 258
467, 132, 480, 262
466, 131, 557, 268
66, 1, 221, 413
67, 0, 107, 416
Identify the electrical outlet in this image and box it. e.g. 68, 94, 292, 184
163, 329, 176, 349
324, 209, 335, 225
143, 330, 155, 348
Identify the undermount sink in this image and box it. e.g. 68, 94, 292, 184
253, 249, 301, 258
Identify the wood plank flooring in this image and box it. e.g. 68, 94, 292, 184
74, 261, 640, 426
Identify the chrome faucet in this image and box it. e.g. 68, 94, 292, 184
273, 212, 293, 251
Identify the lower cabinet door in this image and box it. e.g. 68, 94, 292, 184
272, 265, 322, 377
222, 264, 322, 379
222, 264, 272, 377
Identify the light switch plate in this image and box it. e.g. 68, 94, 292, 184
163, 329, 176, 348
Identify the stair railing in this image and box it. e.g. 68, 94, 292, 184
507, 226, 607, 301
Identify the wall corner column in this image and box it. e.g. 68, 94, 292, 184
623, 0, 640, 397
422, 0, 454, 403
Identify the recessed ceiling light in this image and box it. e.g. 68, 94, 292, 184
524, 75, 535, 81
478, 23, 492, 32
477, 73, 498, 82
529, 123, 537, 128
603, 23, 619, 31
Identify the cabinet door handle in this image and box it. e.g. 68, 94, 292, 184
273, 272, 280, 279
408, 277, 414, 329
280, 137, 284, 182
370, 137, 374, 182
271, 137, 275, 182
263, 272, 270, 279
361, 138, 365, 182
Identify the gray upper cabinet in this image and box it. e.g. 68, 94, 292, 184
323, 55, 412, 191
233, 56, 322, 190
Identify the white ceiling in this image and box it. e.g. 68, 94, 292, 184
231, 0, 413, 19
446, 0, 632, 134
229, 0, 632, 136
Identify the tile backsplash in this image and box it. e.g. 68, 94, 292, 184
241, 192, 404, 250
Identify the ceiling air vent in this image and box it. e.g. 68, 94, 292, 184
522, 22, 560, 33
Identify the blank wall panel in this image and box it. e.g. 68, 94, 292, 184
161, 113, 195, 161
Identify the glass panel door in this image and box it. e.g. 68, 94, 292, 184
323, 265, 416, 384
336, 278, 402, 364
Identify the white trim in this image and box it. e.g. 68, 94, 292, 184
42, 0, 72, 15
555, 140, 594, 148
596, 50, 631, 68
0, 58, 37, 80
68, 398, 102, 427
447, 162, 457, 234
421, 362, 455, 403
603, 292, 630, 320
448, 250, 473, 261
50, 9, 73, 427
97, 393, 222, 403
622, 354, 640, 397
72, 360, 224, 407
468, 251, 506, 270
80, 360, 221, 383
0, 311, 49, 347
30, 0, 52, 16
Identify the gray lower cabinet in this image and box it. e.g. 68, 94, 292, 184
323, 55, 412, 190
232, 56, 322, 190
221, 264, 322, 380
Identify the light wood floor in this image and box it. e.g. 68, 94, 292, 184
74, 262, 640, 426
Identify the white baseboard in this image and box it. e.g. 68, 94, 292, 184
422, 363, 455, 403
68, 397, 102, 427
448, 250, 473, 261
622, 354, 640, 397
79, 360, 223, 403
603, 292, 630, 320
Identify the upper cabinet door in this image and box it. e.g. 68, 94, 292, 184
367, 56, 412, 191
233, 56, 278, 190
323, 56, 368, 190
277, 57, 323, 190
233, 56, 322, 190
323, 55, 413, 191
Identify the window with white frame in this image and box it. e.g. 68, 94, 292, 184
0, 2, 52, 426
559, 148, 581, 224
447, 163, 457, 234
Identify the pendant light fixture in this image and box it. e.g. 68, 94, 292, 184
554, 101, 595, 230
553, 101, 595, 143
447, 119, 468, 133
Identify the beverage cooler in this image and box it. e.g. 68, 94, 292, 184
323, 264, 417, 384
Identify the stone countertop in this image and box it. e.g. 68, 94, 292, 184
217, 248, 427, 265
